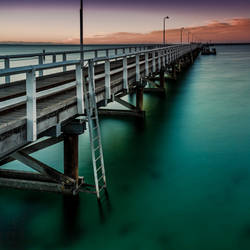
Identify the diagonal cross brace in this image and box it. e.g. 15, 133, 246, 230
12, 151, 75, 185
114, 96, 137, 110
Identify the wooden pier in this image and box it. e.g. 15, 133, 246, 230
0, 43, 201, 199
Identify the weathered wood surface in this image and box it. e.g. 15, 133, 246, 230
0, 55, 149, 158
0, 47, 198, 159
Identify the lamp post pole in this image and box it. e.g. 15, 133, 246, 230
188, 32, 190, 44
163, 16, 169, 46
180, 27, 184, 44
80, 0, 84, 62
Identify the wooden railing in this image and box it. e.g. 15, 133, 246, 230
0, 44, 164, 84
0, 44, 200, 143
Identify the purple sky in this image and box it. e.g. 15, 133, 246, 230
0, 0, 249, 43
1, 0, 250, 11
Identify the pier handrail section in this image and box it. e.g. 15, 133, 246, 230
0, 44, 165, 84
0, 43, 200, 159
0, 60, 85, 142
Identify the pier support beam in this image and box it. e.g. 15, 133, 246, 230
136, 86, 144, 111
172, 64, 177, 80
64, 135, 79, 185
159, 68, 165, 89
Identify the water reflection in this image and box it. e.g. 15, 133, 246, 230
62, 194, 81, 244
97, 189, 112, 224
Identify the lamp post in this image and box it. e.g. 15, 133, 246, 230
188, 32, 190, 44
80, 0, 84, 62
163, 16, 169, 46
180, 27, 184, 44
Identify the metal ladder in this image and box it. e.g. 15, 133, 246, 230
84, 60, 107, 199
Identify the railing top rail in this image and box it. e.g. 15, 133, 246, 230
92, 44, 194, 62
0, 60, 80, 77
0, 44, 163, 60
0, 43, 200, 77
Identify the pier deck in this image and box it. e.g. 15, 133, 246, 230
0, 44, 201, 197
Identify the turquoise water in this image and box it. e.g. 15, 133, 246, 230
1, 45, 250, 250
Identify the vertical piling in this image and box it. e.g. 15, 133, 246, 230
160, 68, 165, 89
64, 135, 79, 184
136, 86, 144, 111
172, 64, 177, 80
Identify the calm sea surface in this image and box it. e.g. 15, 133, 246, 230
0, 45, 250, 250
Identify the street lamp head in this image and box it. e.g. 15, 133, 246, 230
164, 16, 169, 19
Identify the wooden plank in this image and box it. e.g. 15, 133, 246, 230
0, 136, 64, 166
114, 97, 137, 110
0, 46, 200, 160
98, 109, 145, 118
0, 169, 53, 182
12, 151, 75, 185
0, 177, 74, 194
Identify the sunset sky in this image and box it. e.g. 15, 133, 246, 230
0, 0, 249, 44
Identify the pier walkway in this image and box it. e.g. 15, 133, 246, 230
0, 43, 201, 199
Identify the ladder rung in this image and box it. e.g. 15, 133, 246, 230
93, 136, 99, 142
93, 126, 98, 130
95, 155, 102, 162
99, 185, 106, 193
98, 175, 104, 182
97, 165, 103, 172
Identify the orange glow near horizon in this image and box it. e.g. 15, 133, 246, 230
64, 18, 250, 44
0, 7, 249, 45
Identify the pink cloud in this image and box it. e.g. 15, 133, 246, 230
71, 18, 250, 44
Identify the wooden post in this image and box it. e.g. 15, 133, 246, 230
105, 60, 111, 100
162, 50, 166, 67
172, 64, 177, 80
136, 86, 144, 111
63, 53, 67, 72
123, 57, 128, 91
4, 58, 10, 84
64, 135, 79, 184
38, 55, 43, 77
158, 51, 161, 71
178, 60, 182, 72
145, 53, 149, 77
167, 51, 170, 65
53, 54, 56, 63
160, 68, 165, 89
136, 54, 140, 82
26, 69, 37, 142
75, 64, 84, 114
152, 51, 156, 73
